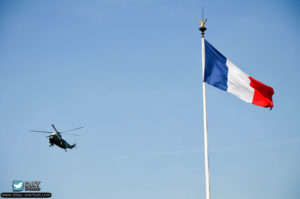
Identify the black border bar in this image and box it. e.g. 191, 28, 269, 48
1, 192, 51, 198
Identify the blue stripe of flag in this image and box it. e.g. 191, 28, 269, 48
204, 40, 228, 91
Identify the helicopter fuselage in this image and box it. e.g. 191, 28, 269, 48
49, 134, 75, 150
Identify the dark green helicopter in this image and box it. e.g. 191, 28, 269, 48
30, 124, 83, 152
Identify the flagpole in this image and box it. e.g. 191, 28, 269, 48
199, 21, 210, 199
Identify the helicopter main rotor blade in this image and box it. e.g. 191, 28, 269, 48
60, 132, 79, 136
30, 130, 52, 133
61, 127, 83, 133
51, 124, 59, 132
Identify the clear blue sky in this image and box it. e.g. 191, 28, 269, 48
0, 0, 299, 198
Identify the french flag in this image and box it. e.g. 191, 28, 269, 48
204, 40, 274, 109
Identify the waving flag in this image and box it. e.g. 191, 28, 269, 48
204, 40, 274, 109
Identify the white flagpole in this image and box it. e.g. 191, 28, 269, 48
199, 20, 210, 199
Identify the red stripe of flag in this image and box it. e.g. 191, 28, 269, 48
249, 76, 274, 110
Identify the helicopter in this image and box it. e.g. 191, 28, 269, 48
30, 124, 83, 152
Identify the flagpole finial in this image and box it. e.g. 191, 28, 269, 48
199, 19, 207, 38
